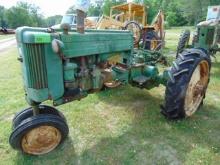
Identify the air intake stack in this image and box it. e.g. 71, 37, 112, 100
76, 9, 85, 34
76, 0, 90, 34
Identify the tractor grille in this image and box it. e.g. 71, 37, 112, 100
25, 44, 48, 89
217, 29, 220, 43
206, 29, 214, 45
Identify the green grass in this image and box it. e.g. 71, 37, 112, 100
0, 34, 15, 40
164, 26, 195, 52
0, 27, 220, 165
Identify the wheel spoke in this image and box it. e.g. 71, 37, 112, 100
184, 61, 209, 116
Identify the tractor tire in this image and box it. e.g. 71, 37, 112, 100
124, 21, 142, 45
144, 31, 161, 51
9, 114, 69, 155
176, 29, 191, 57
12, 105, 66, 129
162, 49, 211, 119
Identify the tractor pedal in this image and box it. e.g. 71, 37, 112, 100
132, 75, 150, 85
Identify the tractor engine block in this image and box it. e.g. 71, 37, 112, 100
16, 27, 166, 107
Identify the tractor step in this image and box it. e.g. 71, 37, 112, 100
132, 75, 150, 85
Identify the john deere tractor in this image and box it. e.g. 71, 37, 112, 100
9, 9, 211, 155
177, 6, 220, 57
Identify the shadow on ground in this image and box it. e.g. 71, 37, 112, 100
13, 84, 220, 164
14, 137, 77, 165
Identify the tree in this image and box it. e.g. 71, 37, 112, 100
102, 0, 112, 16
46, 15, 62, 27
66, 5, 76, 14
2, 0, 220, 28
88, 4, 101, 16
102, 0, 126, 16
179, 0, 205, 25
0, 6, 7, 27
178, 0, 220, 25
5, 2, 46, 28
6, 6, 34, 28
17, 2, 45, 27
165, 1, 188, 26
29, 5, 45, 27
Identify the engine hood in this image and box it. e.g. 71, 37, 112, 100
197, 19, 220, 27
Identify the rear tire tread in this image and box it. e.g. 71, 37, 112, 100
162, 48, 211, 119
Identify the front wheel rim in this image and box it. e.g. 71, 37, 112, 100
184, 60, 209, 117
21, 125, 61, 155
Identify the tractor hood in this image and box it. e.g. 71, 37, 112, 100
197, 19, 220, 27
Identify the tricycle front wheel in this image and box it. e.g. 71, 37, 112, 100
9, 114, 69, 155
12, 105, 66, 129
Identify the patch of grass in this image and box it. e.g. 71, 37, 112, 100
0, 27, 220, 164
0, 34, 15, 40
165, 26, 196, 53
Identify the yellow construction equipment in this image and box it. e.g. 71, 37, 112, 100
96, 2, 165, 49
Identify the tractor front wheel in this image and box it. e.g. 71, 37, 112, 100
12, 105, 66, 129
9, 114, 69, 155
162, 49, 211, 119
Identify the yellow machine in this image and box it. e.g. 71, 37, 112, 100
97, 2, 147, 29
96, 2, 165, 49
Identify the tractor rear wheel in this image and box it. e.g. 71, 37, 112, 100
124, 21, 142, 45
12, 105, 66, 129
144, 31, 161, 51
9, 114, 69, 155
162, 49, 211, 119
176, 29, 190, 57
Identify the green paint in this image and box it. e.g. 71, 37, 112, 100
34, 34, 51, 43
193, 6, 220, 54
27, 88, 49, 102
64, 62, 77, 82
16, 26, 167, 107
1, 45, 220, 164
61, 32, 133, 58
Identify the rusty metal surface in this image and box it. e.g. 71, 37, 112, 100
21, 125, 61, 155
184, 60, 209, 117
76, 9, 86, 34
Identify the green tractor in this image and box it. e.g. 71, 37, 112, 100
177, 6, 220, 57
10, 10, 211, 155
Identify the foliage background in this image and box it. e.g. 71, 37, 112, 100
0, 0, 219, 29
0, 27, 220, 164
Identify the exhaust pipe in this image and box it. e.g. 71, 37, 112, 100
76, 9, 85, 34
76, 0, 90, 34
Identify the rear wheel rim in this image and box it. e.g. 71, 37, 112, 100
150, 39, 158, 50
184, 60, 209, 116
21, 125, 61, 155
126, 23, 141, 44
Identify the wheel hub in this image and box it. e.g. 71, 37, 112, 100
184, 60, 209, 116
21, 125, 61, 155
193, 81, 205, 99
